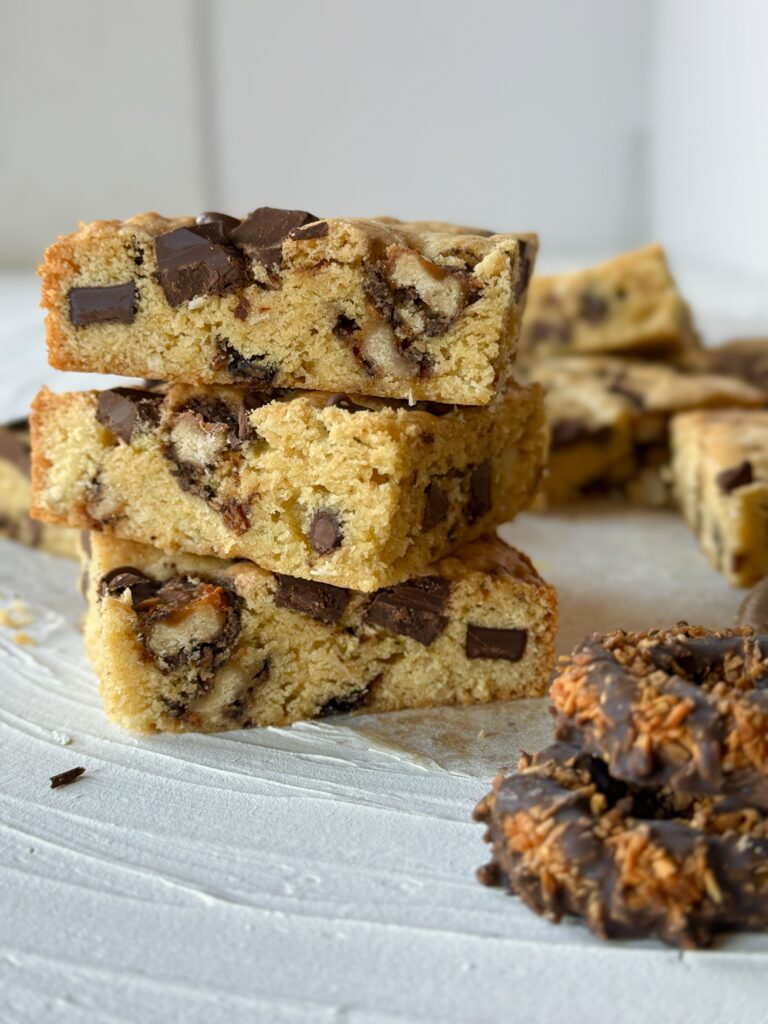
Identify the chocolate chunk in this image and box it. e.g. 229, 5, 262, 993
237, 391, 267, 441
274, 574, 350, 624
422, 483, 449, 530
716, 460, 754, 494
49, 766, 86, 789
332, 314, 361, 338
364, 576, 450, 646
69, 283, 137, 326
412, 401, 456, 417
233, 297, 250, 320
230, 207, 320, 269
578, 290, 609, 323
220, 499, 251, 535
465, 624, 528, 661
551, 420, 612, 449
466, 462, 492, 523
0, 424, 31, 476
213, 336, 278, 385
363, 264, 396, 325
308, 509, 343, 555
195, 211, 241, 235
324, 393, 366, 413
154, 225, 248, 306
514, 239, 533, 300
98, 566, 160, 604
290, 220, 328, 241
317, 681, 374, 717
96, 387, 164, 443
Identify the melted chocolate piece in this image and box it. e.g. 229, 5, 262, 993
213, 336, 278, 385
291, 220, 328, 241
308, 509, 343, 555
49, 766, 86, 789
332, 315, 360, 339
69, 283, 137, 326
317, 681, 374, 717
578, 290, 609, 324
466, 461, 492, 523
647, 635, 746, 682
219, 499, 251, 535
465, 625, 528, 662
0, 424, 31, 476
154, 225, 248, 306
195, 211, 241, 234
716, 460, 754, 494
237, 391, 267, 441
364, 576, 450, 646
422, 483, 449, 531
96, 387, 164, 443
229, 207, 320, 269
514, 238, 533, 301
551, 420, 612, 450
274, 574, 349, 624
98, 566, 160, 604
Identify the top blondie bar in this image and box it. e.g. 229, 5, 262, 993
41, 208, 537, 405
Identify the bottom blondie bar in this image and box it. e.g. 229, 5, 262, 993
83, 532, 557, 732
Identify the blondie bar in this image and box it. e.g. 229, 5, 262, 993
520, 245, 701, 365
0, 420, 78, 558
41, 208, 536, 405
671, 409, 768, 586
708, 338, 768, 398
83, 532, 557, 732
534, 357, 763, 506
31, 380, 545, 592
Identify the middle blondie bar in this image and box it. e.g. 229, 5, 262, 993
31, 380, 545, 592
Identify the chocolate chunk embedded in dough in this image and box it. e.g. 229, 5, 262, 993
274, 574, 350, 624
213, 336, 278, 385
716, 460, 754, 494
96, 387, 164, 443
308, 509, 343, 555
578, 290, 609, 323
466, 461, 492, 523
195, 211, 242, 235
69, 282, 137, 326
422, 483, 449, 531
230, 207, 320, 269
466, 625, 528, 661
154, 225, 248, 306
363, 576, 450, 646
98, 566, 160, 604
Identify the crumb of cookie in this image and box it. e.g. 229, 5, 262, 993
474, 741, 768, 948
13, 631, 35, 646
49, 766, 86, 789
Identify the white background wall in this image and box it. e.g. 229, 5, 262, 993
1, 0, 766, 290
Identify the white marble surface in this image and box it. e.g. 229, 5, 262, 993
1, 273, 768, 1022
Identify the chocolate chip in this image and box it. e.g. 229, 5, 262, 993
233, 297, 250, 320
308, 509, 343, 555
422, 483, 449, 530
317, 681, 374, 717
195, 211, 242, 235
274, 574, 350, 624
213, 336, 278, 385
716, 460, 754, 494
324, 393, 366, 413
527, 319, 573, 347
49, 767, 85, 789
364, 576, 450, 646
95, 387, 164, 443
466, 462, 492, 523
290, 220, 328, 240
0, 424, 31, 476
465, 625, 528, 661
237, 391, 267, 440
220, 499, 251, 535
551, 420, 612, 450
332, 314, 360, 338
514, 239, 533, 300
229, 207, 320, 269
69, 283, 137, 326
578, 290, 608, 323
98, 566, 160, 604
412, 401, 456, 417
154, 225, 248, 306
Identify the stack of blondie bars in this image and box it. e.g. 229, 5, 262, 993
29, 207, 557, 731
